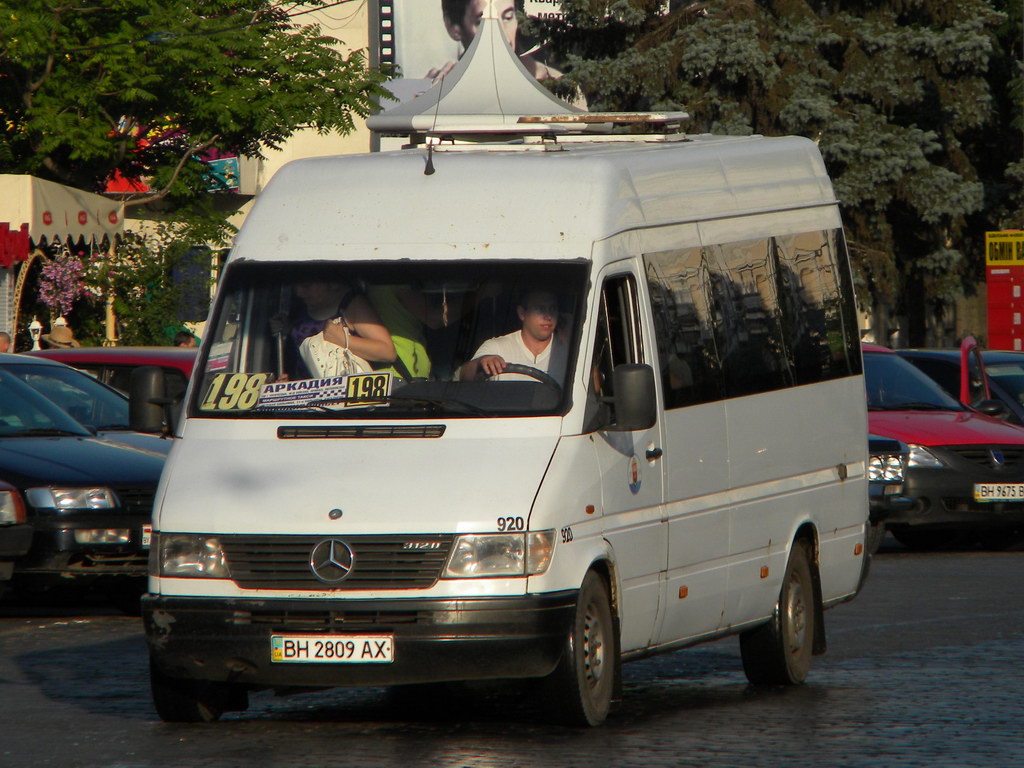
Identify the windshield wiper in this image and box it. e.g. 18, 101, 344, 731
870, 402, 951, 411
13, 428, 88, 437
380, 393, 488, 415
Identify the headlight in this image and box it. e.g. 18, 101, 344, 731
157, 533, 230, 578
868, 453, 906, 483
907, 444, 945, 469
26, 487, 116, 510
444, 531, 555, 578
0, 490, 26, 525
74, 529, 131, 545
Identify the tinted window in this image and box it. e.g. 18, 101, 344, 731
864, 353, 962, 411
645, 228, 861, 409
5, 363, 129, 431
904, 358, 959, 399
194, 261, 587, 418
588, 274, 643, 424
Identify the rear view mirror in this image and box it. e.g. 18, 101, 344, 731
975, 398, 1010, 420
607, 364, 657, 432
129, 366, 168, 434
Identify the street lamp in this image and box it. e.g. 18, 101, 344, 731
28, 317, 42, 350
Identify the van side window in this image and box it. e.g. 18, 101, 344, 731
645, 228, 862, 409
644, 247, 725, 408
590, 275, 642, 421
774, 229, 862, 383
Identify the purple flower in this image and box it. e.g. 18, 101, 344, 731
38, 254, 86, 316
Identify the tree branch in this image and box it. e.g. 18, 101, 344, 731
120, 135, 220, 208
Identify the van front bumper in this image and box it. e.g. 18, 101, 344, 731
143, 592, 577, 689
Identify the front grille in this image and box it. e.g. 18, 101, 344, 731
231, 608, 432, 630
113, 486, 156, 515
948, 446, 1024, 470
219, 534, 454, 590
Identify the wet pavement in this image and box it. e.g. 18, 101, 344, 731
2, 542, 1023, 768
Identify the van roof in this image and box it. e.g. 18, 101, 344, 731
230, 133, 838, 265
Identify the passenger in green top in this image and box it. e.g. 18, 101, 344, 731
366, 285, 438, 380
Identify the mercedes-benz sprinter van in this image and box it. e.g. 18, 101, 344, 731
137, 132, 868, 725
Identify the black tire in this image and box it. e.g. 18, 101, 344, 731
740, 540, 816, 686
150, 658, 247, 723
866, 523, 887, 555
543, 570, 617, 727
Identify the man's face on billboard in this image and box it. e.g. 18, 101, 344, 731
447, 0, 517, 49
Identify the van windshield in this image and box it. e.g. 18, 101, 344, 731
193, 261, 587, 418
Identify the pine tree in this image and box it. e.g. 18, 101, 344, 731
531, 0, 1021, 344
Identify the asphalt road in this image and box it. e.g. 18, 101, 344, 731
1, 539, 1022, 768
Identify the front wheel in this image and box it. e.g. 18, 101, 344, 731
740, 539, 816, 685
150, 658, 248, 723
542, 570, 617, 726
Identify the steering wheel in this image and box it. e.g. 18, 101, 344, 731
483, 362, 561, 391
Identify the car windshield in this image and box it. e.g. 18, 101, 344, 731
864, 352, 964, 411
193, 261, 588, 418
0, 370, 93, 437
985, 362, 1024, 405
4, 362, 131, 431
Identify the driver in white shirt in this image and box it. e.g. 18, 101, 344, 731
458, 289, 567, 383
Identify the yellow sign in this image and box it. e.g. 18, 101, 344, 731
986, 231, 1024, 265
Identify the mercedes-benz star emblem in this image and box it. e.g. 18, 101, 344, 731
309, 539, 355, 584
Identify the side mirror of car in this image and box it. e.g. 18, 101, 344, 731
607, 364, 657, 432
129, 365, 168, 434
975, 398, 1010, 420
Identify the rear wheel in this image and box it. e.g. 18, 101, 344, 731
150, 658, 248, 723
865, 523, 887, 555
740, 540, 816, 685
543, 570, 617, 727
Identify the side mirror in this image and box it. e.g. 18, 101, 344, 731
608, 364, 657, 431
975, 398, 1010, 420
129, 365, 168, 434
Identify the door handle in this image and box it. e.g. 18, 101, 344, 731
646, 446, 663, 461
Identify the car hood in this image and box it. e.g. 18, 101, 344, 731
0, 436, 166, 488
95, 430, 174, 457
868, 410, 1024, 447
156, 419, 561, 535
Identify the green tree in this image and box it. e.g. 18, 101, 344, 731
1, 0, 388, 342
531, 0, 1021, 345
0, 0, 388, 205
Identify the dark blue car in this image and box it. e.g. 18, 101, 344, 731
0, 357, 165, 595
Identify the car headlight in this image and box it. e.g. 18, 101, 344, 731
0, 490, 26, 525
868, 453, 906, 483
907, 444, 945, 469
443, 531, 555, 578
156, 533, 230, 578
25, 487, 117, 511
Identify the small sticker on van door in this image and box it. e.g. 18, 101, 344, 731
628, 456, 641, 494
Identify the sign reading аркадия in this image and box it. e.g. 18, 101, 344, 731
986, 230, 1024, 265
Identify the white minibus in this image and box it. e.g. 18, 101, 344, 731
137, 131, 869, 726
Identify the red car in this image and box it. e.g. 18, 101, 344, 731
863, 343, 1024, 549
26, 346, 196, 403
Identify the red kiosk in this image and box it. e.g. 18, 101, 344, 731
986, 230, 1024, 351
